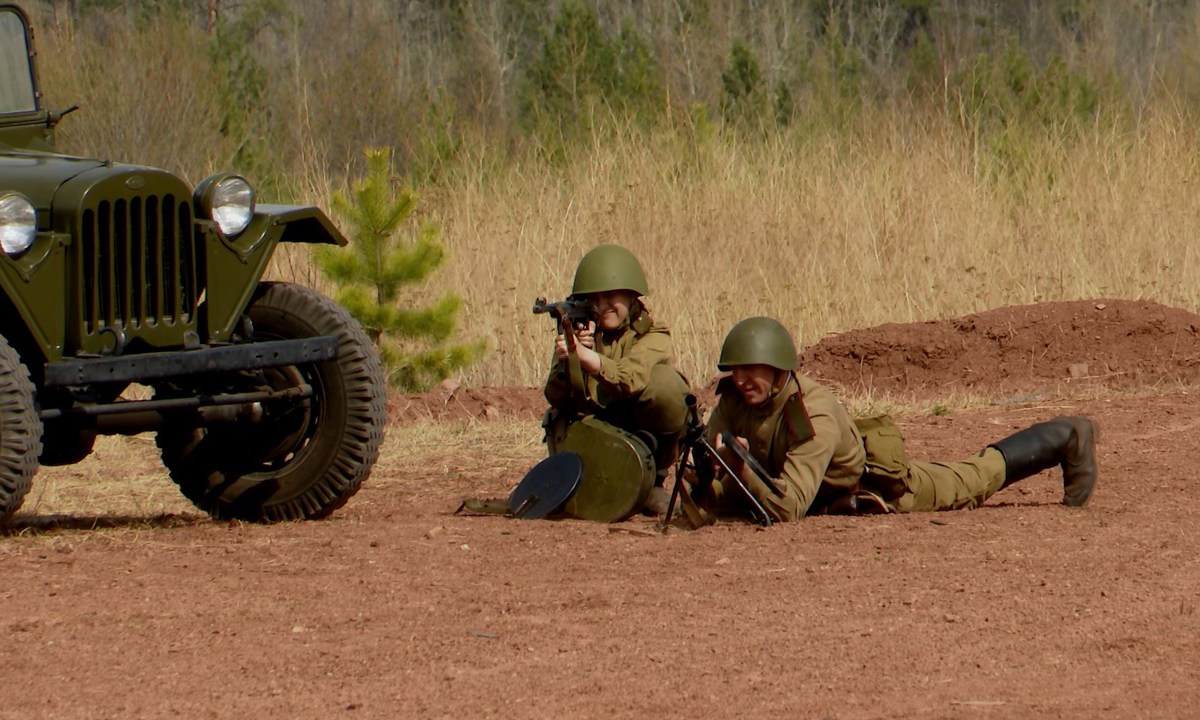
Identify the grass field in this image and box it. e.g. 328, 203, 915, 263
415, 114, 1200, 386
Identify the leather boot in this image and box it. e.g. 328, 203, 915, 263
989, 416, 1099, 507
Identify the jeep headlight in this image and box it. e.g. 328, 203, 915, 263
0, 193, 37, 255
196, 174, 255, 237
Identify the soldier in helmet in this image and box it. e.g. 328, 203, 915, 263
543, 244, 690, 516
695, 316, 1098, 522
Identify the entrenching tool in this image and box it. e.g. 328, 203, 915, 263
454, 453, 582, 519
456, 416, 654, 522
508, 452, 583, 519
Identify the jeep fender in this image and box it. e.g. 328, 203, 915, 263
257, 204, 348, 246
203, 204, 347, 342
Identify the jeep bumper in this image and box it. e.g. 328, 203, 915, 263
43, 336, 339, 388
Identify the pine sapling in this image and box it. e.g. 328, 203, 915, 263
318, 148, 483, 391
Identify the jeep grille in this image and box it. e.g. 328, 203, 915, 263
80, 195, 198, 334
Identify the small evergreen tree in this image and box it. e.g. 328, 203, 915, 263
317, 148, 483, 391
720, 40, 766, 128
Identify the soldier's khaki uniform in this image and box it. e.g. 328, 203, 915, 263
703, 373, 1006, 523
544, 313, 689, 473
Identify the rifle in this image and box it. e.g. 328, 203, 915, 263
663, 394, 783, 528
532, 296, 595, 329
533, 296, 596, 397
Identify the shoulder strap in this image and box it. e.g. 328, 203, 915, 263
564, 324, 587, 397
781, 392, 815, 444
776, 374, 814, 445
764, 376, 815, 473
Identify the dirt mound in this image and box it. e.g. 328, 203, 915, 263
800, 298, 1200, 398
394, 299, 1200, 422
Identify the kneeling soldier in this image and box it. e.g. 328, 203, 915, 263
698, 317, 1098, 522
543, 244, 690, 516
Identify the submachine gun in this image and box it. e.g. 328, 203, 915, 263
533, 296, 596, 394
532, 296, 595, 329
664, 394, 786, 528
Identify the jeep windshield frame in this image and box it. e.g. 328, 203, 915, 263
0, 6, 38, 116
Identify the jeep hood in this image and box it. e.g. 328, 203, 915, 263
0, 151, 108, 206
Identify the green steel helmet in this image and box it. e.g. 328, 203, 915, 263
571, 244, 649, 296
717, 317, 799, 371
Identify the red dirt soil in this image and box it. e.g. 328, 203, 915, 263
4, 298, 1200, 719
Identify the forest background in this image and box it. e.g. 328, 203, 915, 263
21, 0, 1200, 387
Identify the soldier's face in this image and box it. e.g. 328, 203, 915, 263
590, 290, 636, 331
730, 364, 782, 406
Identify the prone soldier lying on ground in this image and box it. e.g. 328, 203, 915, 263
540, 244, 691, 518
673, 317, 1098, 524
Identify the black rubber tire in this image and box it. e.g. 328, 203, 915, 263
0, 334, 41, 524
156, 282, 387, 522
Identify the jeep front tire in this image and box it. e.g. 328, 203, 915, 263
156, 282, 387, 521
0, 334, 42, 524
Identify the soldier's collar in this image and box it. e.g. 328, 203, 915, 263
630, 310, 652, 335
751, 372, 798, 417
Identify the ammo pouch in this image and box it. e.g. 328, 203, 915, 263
853, 414, 911, 501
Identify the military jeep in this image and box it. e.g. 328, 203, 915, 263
0, 5, 387, 523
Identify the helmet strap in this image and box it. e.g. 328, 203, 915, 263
767, 368, 789, 400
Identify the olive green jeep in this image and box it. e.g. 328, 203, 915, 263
0, 5, 387, 523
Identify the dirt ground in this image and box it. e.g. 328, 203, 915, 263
3, 299, 1199, 719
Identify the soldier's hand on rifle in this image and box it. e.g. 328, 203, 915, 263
714, 432, 747, 476
554, 318, 601, 373
574, 320, 596, 349
553, 332, 574, 362
554, 319, 595, 362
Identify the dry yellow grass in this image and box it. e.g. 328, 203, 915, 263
11, 419, 544, 523
10, 436, 198, 530
407, 110, 1200, 387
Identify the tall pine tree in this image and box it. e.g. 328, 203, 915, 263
317, 148, 483, 391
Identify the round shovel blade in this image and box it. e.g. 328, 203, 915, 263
509, 452, 583, 519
